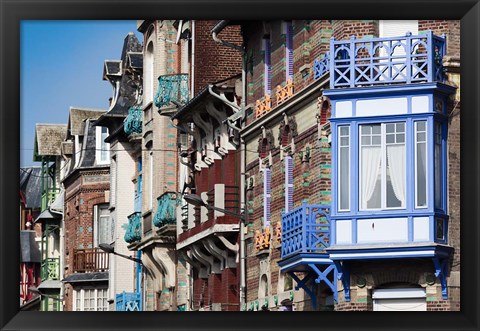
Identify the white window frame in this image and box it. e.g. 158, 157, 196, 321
338, 125, 350, 212
263, 168, 271, 229
73, 287, 109, 311
284, 155, 293, 212
434, 122, 442, 209
263, 37, 272, 95
94, 204, 112, 247
359, 122, 406, 211
414, 121, 428, 209
96, 126, 110, 165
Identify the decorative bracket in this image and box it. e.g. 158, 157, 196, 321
432, 256, 450, 299
309, 263, 338, 303
287, 271, 318, 309
333, 261, 350, 302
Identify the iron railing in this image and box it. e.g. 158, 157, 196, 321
330, 31, 446, 88
281, 203, 331, 259
116, 291, 142, 311
40, 257, 60, 281
154, 74, 189, 108
73, 248, 109, 273
153, 192, 177, 228
124, 212, 142, 244
124, 105, 143, 135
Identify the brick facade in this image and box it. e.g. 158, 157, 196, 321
62, 168, 110, 311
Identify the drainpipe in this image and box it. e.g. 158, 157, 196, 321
211, 20, 247, 309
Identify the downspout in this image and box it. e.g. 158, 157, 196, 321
211, 20, 247, 309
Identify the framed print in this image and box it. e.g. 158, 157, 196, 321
1, 0, 479, 330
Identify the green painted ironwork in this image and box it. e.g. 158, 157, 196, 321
153, 192, 177, 228
41, 257, 60, 281
124, 212, 142, 243
123, 105, 143, 135
40, 158, 58, 212
41, 188, 60, 212
154, 74, 189, 108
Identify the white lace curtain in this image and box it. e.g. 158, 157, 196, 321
361, 145, 381, 209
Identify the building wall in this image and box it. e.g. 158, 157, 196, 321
62, 168, 109, 311
193, 21, 242, 95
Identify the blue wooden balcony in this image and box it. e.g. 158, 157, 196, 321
154, 74, 189, 108
123, 105, 143, 136
313, 53, 330, 80
152, 192, 176, 228
124, 212, 142, 244
116, 291, 142, 311
281, 203, 331, 259
330, 31, 446, 89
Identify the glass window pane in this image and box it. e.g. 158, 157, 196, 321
361, 126, 371, 134
386, 123, 395, 133
386, 134, 394, 144
417, 121, 426, 131
340, 147, 349, 210
416, 142, 427, 207
397, 133, 405, 143
396, 122, 405, 132
372, 136, 381, 145
361, 136, 370, 145
372, 124, 381, 134
340, 137, 348, 145
417, 132, 426, 142
340, 126, 349, 136
386, 144, 405, 208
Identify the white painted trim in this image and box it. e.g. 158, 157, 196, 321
280, 257, 333, 271
176, 224, 239, 250
329, 249, 435, 259
372, 288, 426, 299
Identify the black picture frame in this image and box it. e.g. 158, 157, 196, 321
1, 0, 479, 330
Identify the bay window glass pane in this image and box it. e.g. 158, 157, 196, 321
435, 122, 442, 209
415, 121, 427, 207
360, 124, 381, 209
386, 123, 405, 208
338, 126, 350, 210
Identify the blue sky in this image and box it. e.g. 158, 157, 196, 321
20, 21, 143, 167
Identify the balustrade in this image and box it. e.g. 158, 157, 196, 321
124, 105, 143, 135
73, 248, 109, 273
154, 74, 189, 108
124, 212, 142, 244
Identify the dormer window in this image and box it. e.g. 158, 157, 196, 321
96, 126, 110, 165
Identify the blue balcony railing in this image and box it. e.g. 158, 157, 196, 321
124, 212, 142, 244
313, 53, 330, 80
123, 106, 143, 136
116, 291, 142, 311
153, 192, 176, 228
281, 203, 331, 259
154, 74, 189, 108
330, 31, 446, 89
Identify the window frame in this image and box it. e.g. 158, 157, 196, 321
73, 287, 109, 311
263, 36, 272, 96
93, 203, 112, 247
414, 120, 428, 209
95, 126, 110, 165
338, 125, 351, 212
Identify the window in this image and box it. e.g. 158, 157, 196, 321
94, 204, 112, 246
74, 287, 108, 311
415, 121, 428, 208
144, 42, 154, 104
263, 168, 271, 228
338, 126, 350, 211
285, 156, 293, 212
434, 122, 442, 209
263, 37, 272, 95
359, 122, 405, 210
96, 126, 110, 165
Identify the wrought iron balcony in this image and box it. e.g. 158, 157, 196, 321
123, 105, 143, 136
41, 188, 60, 212
313, 53, 330, 80
154, 74, 189, 108
281, 203, 331, 259
124, 212, 142, 244
153, 192, 177, 228
330, 31, 446, 89
73, 248, 109, 273
116, 291, 142, 311
41, 257, 60, 281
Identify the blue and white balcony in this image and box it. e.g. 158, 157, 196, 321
116, 291, 142, 311
278, 203, 337, 307
329, 31, 446, 89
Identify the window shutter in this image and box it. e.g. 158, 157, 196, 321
285, 156, 294, 212
285, 21, 294, 80
264, 38, 272, 94
263, 168, 271, 228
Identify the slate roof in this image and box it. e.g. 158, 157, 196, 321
20, 167, 42, 209
127, 52, 143, 69
62, 271, 109, 283
20, 230, 41, 263
34, 124, 67, 159
79, 119, 98, 168
68, 107, 105, 136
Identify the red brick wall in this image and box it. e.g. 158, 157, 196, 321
194, 21, 242, 95
62, 169, 109, 311
332, 20, 379, 40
